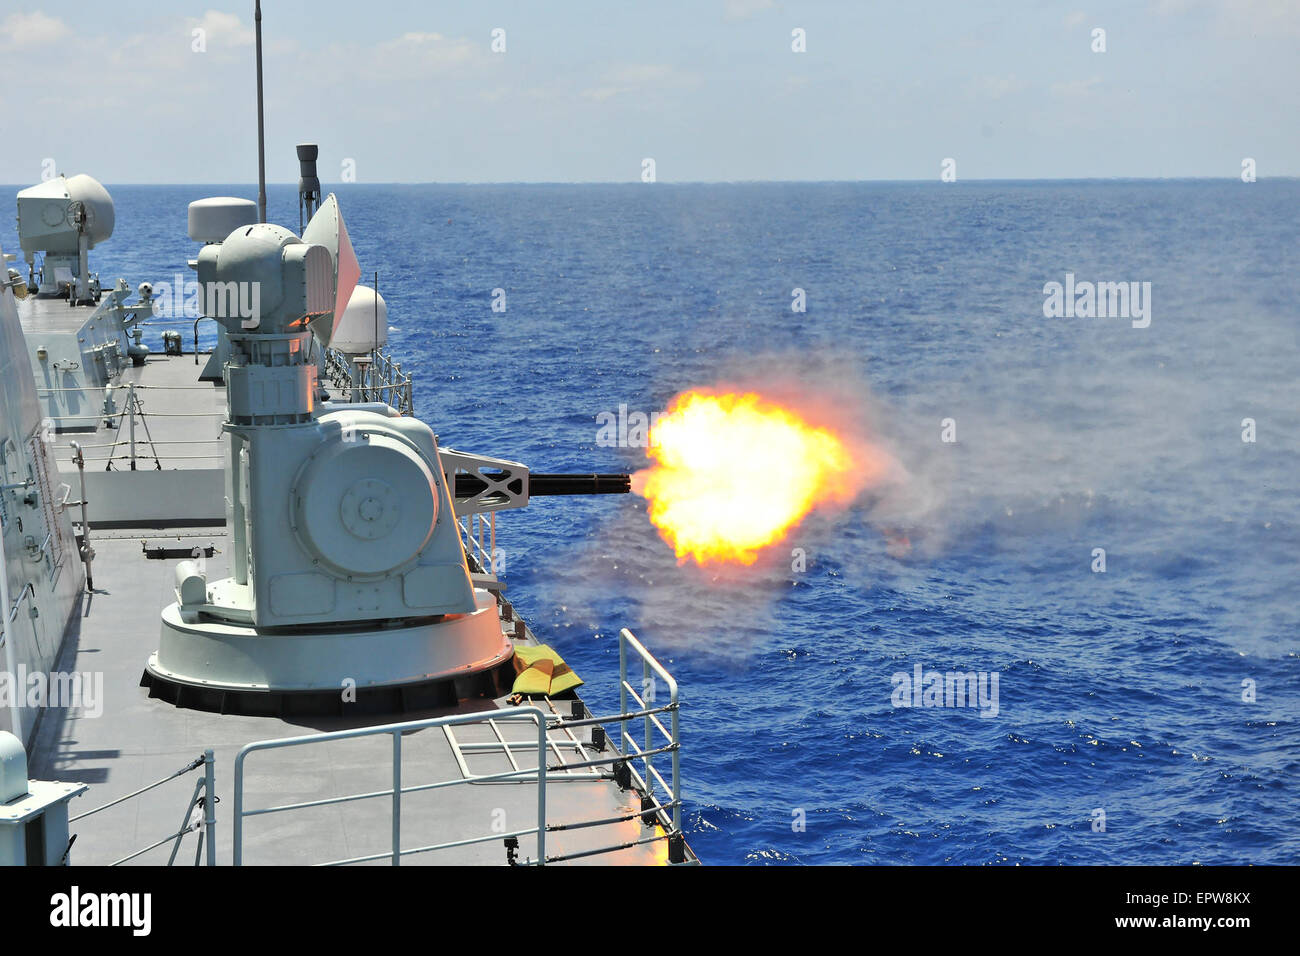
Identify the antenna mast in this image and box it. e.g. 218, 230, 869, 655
255, 0, 267, 223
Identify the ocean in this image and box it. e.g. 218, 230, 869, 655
6, 179, 1297, 864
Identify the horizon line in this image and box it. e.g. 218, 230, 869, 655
3, 175, 1294, 188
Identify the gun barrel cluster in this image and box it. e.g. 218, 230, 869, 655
453, 472, 631, 498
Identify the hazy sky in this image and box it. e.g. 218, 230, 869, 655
2, 0, 1297, 183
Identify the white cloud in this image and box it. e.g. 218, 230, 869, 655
1153, 0, 1300, 31
1050, 75, 1103, 98
1221, 0, 1300, 34
368, 31, 483, 77
189, 10, 255, 47
971, 74, 1026, 100
581, 63, 700, 101
724, 0, 776, 21
610, 64, 678, 85
581, 85, 632, 102
0, 11, 70, 46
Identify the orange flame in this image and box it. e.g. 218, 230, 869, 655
633, 390, 859, 565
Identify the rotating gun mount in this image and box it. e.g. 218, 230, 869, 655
144, 190, 631, 716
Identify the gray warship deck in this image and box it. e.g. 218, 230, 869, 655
22, 348, 686, 866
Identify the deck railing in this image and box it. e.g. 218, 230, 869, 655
37, 382, 226, 467
233, 708, 550, 866
458, 511, 498, 574
321, 345, 414, 415
230, 631, 686, 865
618, 628, 682, 839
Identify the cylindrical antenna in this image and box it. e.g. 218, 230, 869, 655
255, 0, 267, 223
297, 144, 321, 233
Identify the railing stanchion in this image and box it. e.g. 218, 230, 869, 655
619, 636, 629, 759
127, 383, 137, 470
536, 713, 547, 865
644, 654, 653, 805
233, 749, 245, 866
203, 748, 216, 866
392, 730, 402, 866
670, 674, 680, 837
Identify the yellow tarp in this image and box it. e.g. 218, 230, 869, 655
511, 644, 583, 697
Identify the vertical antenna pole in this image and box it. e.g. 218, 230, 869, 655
255, 0, 267, 223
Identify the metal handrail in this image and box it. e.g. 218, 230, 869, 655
233, 708, 549, 866
35, 383, 222, 393
619, 628, 682, 839
69, 751, 216, 866
459, 512, 497, 573
230, 639, 686, 866
322, 345, 414, 415
56, 439, 222, 449
60, 454, 224, 463
4, 581, 35, 627
321, 345, 350, 390
42, 412, 222, 420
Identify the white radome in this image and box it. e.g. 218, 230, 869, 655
186, 196, 259, 243
332, 284, 388, 354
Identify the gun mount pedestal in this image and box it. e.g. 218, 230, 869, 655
144, 590, 512, 715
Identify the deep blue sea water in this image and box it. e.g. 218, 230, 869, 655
6, 180, 1297, 865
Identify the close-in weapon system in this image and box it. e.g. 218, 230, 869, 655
142, 149, 630, 714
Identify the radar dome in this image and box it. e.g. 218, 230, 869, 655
188, 197, 259, 243
332, 285, 388, 355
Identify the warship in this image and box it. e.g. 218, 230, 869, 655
0, 17, 691, 869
